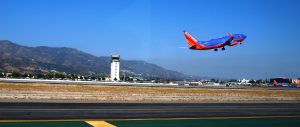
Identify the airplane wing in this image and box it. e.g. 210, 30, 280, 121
229, 40, 239, 46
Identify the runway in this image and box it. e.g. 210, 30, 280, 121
1, 78, 299, 90
0, 103, 300, 120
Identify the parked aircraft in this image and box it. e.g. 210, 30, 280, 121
274, 80, 289, 87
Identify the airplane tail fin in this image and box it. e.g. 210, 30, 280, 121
228, 32, 233, 38
183, 31, 199, 47
274, 80, 278, 87
228, 32, 234, 41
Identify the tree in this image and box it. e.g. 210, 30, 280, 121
54, 73, 65, 79
249, 79, 256, 83
256, 79, 262, 83
45, 73, 54, 79
90, 76, 96, 80
36, 73, 45, 79
229, 79, 238, 82
12, 72, 21, 78
70, 74, 77, 80
211, 78, 216, 82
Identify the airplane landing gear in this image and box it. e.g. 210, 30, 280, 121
222, 47, 225, 50
214, 49, 218, 51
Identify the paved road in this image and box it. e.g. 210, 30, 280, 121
0, 103, 299, 120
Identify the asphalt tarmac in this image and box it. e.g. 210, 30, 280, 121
0, 103, 299, 120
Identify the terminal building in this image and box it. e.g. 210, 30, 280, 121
292, 78, 300, 85
111, 54, 120, 81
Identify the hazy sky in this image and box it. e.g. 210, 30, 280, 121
0, 0, 300, 79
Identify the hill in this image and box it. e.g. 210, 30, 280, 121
0, 40, 190, 80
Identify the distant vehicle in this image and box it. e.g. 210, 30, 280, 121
189, 82, 202, 86
183, 31, 247, 51
240, 83, 252, 86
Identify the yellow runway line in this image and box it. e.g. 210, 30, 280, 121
86, 121, 116, 127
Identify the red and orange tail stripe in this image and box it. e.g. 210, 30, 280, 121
184, 32, 198, 47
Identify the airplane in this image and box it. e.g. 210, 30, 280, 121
183, 31, 247, 51
273, 80, 290, 87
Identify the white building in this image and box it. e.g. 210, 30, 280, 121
240, 78, 250, 83
111, 54, 120, 81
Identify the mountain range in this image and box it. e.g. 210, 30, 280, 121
0, 40, 195, 80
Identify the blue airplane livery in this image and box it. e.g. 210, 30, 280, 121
183, 31, 247, 51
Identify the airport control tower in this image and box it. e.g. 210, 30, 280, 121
111, 54, 120, 81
